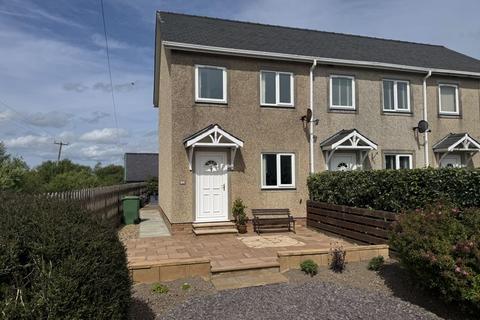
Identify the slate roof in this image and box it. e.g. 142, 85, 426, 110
124, 153, 158, 183
157, 12, 480, 73
432, 133, 480, 151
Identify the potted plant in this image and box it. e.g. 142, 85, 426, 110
146, 177, 158, 204
232, 198, 248, 234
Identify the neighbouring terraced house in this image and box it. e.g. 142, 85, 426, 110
153, 12, 480, 232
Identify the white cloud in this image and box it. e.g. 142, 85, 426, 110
4, 135, 52, 149
91, 33, 129, 50
79, 128, 129, 144
25, 111, 73, 128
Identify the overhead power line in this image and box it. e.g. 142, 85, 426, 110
99, 0, 121, 146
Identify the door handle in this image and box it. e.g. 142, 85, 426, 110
222, 184, 225, 191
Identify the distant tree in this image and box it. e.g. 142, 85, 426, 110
35, 159, 92, 185
0, 144, 29, 192
45, 171, 99, 192
94, 164, 124, 186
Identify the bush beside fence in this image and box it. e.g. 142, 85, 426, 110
308, 168, 480, 212
0, 193, 131, 319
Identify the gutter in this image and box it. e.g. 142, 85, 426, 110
423, 70, 432, 167
309, 59, 317, 174
162, 41, 480, 79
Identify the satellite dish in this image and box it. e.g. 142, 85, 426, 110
306, 108, 313, 122
417, 120, 429, 133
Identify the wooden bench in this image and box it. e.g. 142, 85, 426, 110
252, 208, 295, 235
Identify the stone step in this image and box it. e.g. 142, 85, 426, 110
211, 262, 280, 274
211, 267, 287, 290
192, 221, 236, 229
192, 228, 238, 236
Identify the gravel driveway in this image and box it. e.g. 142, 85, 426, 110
160, 281, 439, 320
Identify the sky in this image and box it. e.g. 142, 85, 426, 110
0, 0, 479, 167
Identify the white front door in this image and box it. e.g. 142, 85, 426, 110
330, 153, 357, 171
195, 152, 228, 222
440, 154, 462, 168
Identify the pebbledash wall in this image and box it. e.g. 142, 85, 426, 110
158, 48, 480, 225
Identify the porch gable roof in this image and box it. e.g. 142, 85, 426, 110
183, 124, 244, 148
319, 129, 377, 151
432, 133, 480, 152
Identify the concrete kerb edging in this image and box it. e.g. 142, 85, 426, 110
130, 257, 211, 283
277, 244, 389, 272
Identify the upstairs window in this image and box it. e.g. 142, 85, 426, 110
195, 65, 227, 103
260, 71, 294, 107
384, 154, 412, 169
439, 84, 459, 115
330, 75, 355, 109
261, 153, 295, 188
383, 79, 410, 112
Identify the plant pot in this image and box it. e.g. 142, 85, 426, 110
236, 224, 247, 234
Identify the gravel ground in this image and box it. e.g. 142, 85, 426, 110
160, 281, 439, 320
130, 261, 471, 320
118, 224, 139, 243
130, 277, 216, 320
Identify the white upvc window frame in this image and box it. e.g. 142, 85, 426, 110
384, 154, 413, 169
261, 153, 296, 189
382, 79, 411, 112
329, 75, 356, 110
438, 83, 459, 115
195, 65, 227, 104
260, 70, 294, 107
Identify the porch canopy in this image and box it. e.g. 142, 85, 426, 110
320, 129, 378, 169
183, 124, 244, 170
432, 133, 480, 163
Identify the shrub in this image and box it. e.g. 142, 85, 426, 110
330, 244, 347, 273
151, 283, 169, 294
300, 259, 319, 277
308, 168, 480, 212
232, 198, 248, 226
368, 256, 385, 271
0, 193, 131, 319
390, 203, 480, 313
181, 282, 191, 291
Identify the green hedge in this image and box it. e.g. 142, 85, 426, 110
0, 193, 131, 319
307, 168, 480, 212
390, 203, 480, 313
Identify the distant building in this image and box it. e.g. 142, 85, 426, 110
124, 153, 158, 182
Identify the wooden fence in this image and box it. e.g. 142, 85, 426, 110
47, 182, 147, 226
306, 200, 397, 244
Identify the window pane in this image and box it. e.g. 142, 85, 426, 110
199, 67, 224, 100
279, 73, 291, 104
440, 86, 456, 112
385, 155, 396, 169
332, 77, 353, 107
399, 156, 411, 169
280, 155, 292, 185
383, 80, 394, 110
332, 78, 341, 106
397, 82, 408, 110
262, 154, 277, 186
261, 72, 276, 104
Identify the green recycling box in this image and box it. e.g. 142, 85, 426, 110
122, 196, 140, 224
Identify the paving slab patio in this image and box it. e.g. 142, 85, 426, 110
125, 224, 352, 270
138, 206, 170, 238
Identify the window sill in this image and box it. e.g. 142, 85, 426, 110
438, 113, 461, 119
382, 110, 413, 116
261, 187, 296, 191
260, 104, 295, 109
328, 107, 356, 114
195, 100, 228, 106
